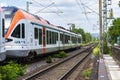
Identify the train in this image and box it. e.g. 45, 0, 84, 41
2, 6, 82, 61
0, 7, 6, 62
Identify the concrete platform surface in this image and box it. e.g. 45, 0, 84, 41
104, 55, 120, 80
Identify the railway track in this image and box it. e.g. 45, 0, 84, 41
20, 43, 96, 80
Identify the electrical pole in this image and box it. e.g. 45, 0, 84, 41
99, 0, 103, 57
26, 1, 32, 12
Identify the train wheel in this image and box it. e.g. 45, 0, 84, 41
27, 52, 34, 61
33, 51, 37, 59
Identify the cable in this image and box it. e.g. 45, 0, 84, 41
77, 0, 92, 25
34, 2, 55, 14
81, 2, 99, 15
32, 0, 70, 25
49, 0, 63, 13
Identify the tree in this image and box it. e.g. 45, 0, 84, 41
85, 32, 92, 43
108, 18, 120, 45
103, 32, 109, 54
71, 25, 86, 43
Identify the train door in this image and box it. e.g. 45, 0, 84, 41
29, 24, 34, 46
42, 27, 46, 54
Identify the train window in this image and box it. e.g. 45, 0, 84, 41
78, 38, 81, 43
2, 19, 5, 37
47, 30, 49, 44
52, 32, 54, 44
11, 24, 20, 38
55, 32, 57, 44
54, 32, 56, 44
66, 35, 69, 44
56, 33, 58, 41
39, 29, 42, 44
34, 28, 38, 39
49, 31, 52, 44
60, 33, 63, 43
22, 23, 25, 38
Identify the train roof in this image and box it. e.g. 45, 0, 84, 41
3, 6, 81, 37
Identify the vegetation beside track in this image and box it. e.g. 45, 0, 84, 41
92, 45, 100, 56
53, 51, 68, 58
45, 51, 68, 63
0, 61, 27, 80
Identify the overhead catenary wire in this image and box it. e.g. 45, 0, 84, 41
49, 0, 63, 13
76, 0, 100, 32
31, 0, 70, 25
81, 2, 99, 15
76, 0, 93, 27
34, 2, 55, 14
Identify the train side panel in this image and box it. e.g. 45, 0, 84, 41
0, 8, 6, 61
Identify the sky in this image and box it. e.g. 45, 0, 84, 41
0, 0, 120, 34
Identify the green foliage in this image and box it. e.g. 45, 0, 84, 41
53, 51, 68, 58
71, 25, 86, 43
103, 32, 110, 54
0, 61, 27, 80
82, 68, 91, 79
93, 45, 100, 56
81, 43, 85, 47
85, 32, 92, 43
108, 18, 120, 45
46, 56, 52, 63
109, 47, 113, 56
0, 74, 2, 80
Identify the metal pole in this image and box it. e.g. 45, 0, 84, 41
99, 0, 103, 58
26, 1, 32, 12
26, 1, 29, 12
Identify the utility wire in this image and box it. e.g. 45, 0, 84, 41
32, 0, 62, 13
81, 2, 99, 15
48, 0, 70, 25
76, 0, 92, 25
49, 0, 63, 13
34, 2, 55, 14
76, 0, 99, 32
32, 0, 70, 25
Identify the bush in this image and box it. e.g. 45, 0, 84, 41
46, 56, 52, 63
0, 74, 2, 80
82, 68, 91, 79
103, 41, 109, 54
0, 61, 27, 80
93, 46, 100, 56
53, 51, 68, 58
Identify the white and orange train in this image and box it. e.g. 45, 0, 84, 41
0, 7, 6, 61
2, 6, 82, 60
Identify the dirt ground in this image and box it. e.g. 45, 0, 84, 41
75, 57, 93, 80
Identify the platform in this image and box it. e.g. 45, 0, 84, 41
103, 55, 120, 80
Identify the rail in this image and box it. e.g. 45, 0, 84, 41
20, 43, 96, 80
59, 48, 93, 80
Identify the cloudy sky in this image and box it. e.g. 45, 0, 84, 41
0, 0, 120, 34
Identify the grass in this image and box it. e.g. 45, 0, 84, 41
53, 51, 68, 58
82, 67, 92, 80
46, 56, 53, 63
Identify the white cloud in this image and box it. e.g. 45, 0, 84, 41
0, 2, 8, 7
1, 0, 119, 34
